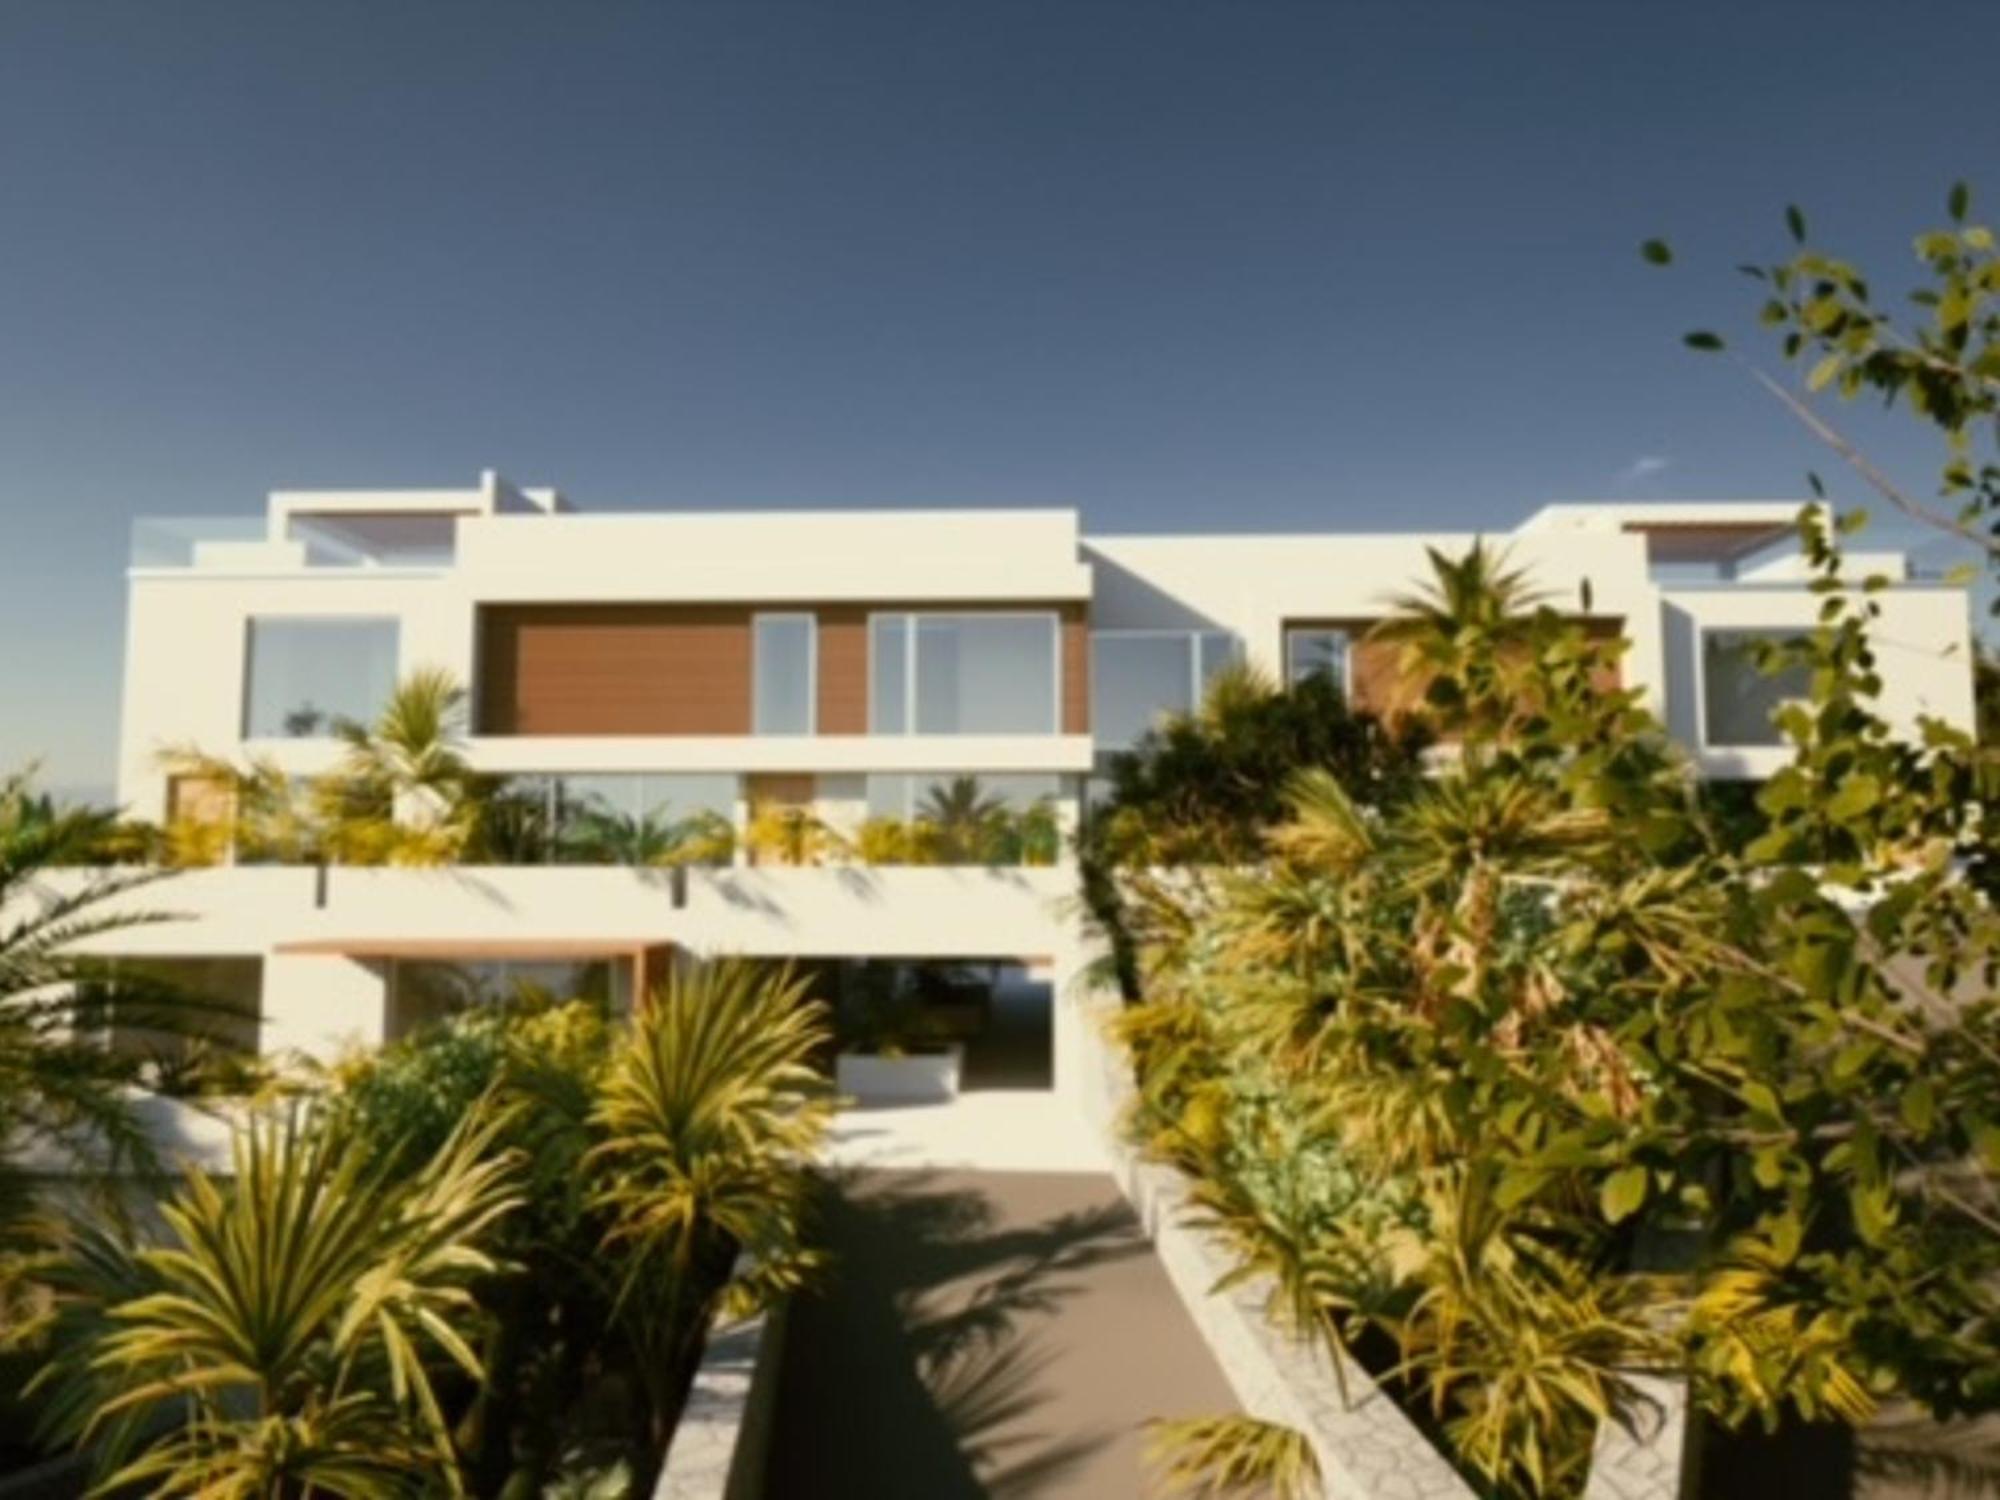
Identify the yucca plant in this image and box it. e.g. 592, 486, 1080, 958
34, 1098, 519, 1497
584, 959, 833, 1492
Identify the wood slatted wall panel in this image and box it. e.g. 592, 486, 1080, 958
816, 606, 870, 734
1060, 603, 1090, 735
477, 605, 753, 735
479, 599, 1092, 737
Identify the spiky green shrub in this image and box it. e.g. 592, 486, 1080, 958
35, 1099, 518, 1497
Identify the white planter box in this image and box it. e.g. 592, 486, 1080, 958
836, 1045, 964, 1105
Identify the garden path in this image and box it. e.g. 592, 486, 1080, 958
764, 1168, 1240, 1498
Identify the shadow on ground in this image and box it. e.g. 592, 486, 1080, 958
764, 1169, 1237, 1498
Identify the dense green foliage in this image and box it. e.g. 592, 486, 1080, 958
35, 1102, 518, 1498
1130, 185, 2000, 1498
25, 960, 830, 1498
1123, 535, 1997, 1495
1080, 665, 1430, 1000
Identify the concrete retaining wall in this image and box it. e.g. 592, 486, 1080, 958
1074, 991, 1478, 1500
653, 1301, 789, 1500
1076, 986, 1689, 1500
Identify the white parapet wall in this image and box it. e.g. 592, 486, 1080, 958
31, 860, 1092, 1075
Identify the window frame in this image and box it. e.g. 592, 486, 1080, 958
866, 610, 1064, 736
1089, 628, 1239, 746
1283, 625, 1355, 698
240, 614, 401, 741
1696, 626, 1811, 749
751, 611, 818, 736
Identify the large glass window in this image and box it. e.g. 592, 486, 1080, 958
1286, 627, 1351, 692
389, 958, 620, 1041
1092, 631, 1240, 746
869, 613, 1059, 735
870, 616, 909, 733
865, 772, 1064, 820
93, 957, 262, 1070
1702, 630, 1812, 747
502, 773, 739, 864
753, 614, 815, 734
242, 617, 398, 738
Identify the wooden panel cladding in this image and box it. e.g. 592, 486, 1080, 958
478, 605, 753, 735
816, 606, 870, 735
478, 599, 1091, 738
1285, 616, 1624, 719
1059, 603, 1089, 735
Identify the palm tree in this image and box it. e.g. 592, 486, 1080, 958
585, 959, 833, 1493
561, 801, 738, 867
35, 1099, 519, 1497
325, 667, 485, 865
152, 747, 325, 865
916, 776, 1007, 863
1370, 539, 1550, 733
0, 772, 189, 1185
148, 671, 492, 869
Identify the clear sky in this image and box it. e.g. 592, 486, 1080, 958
1, 1, 1989, 794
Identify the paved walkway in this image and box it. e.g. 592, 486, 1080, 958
765, 1169, 1240, 1498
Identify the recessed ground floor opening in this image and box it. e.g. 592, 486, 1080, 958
794, 958, 1055, 1098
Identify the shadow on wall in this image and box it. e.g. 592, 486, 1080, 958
763, 1172, 1146, 1499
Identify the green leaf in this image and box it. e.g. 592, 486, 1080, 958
1683, 331, 1726, 352
1600, 1165, 1649, 1224
1850, 1182, 1897, 1245
1807, 353, 1843, 392
1786, 204, 1808, 243
1949, 180, 1970, 221
1974, 1124, 2000, 1172
1826, 774, 1881, 821
1900, 1078, 1937, 1137
1494, 1168, 1549, 1210
1640, 238, 1673, 265
1741, 1080, 1784, 1121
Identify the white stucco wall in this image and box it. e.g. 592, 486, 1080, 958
1661, 585, 1975, 778
117, 502, 1097, 817
1084, 529, 1669, 715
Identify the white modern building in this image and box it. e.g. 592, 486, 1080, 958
81, 472, 1976, 1120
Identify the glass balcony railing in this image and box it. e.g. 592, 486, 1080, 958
129, 516, 268, 568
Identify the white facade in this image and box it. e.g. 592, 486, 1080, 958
88, 474, 1977, 1114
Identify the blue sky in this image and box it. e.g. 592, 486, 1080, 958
0, 1, 1988, 792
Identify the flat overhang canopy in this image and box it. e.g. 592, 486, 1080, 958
1621, 520, 1792, 564
275, 938, 668, 960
